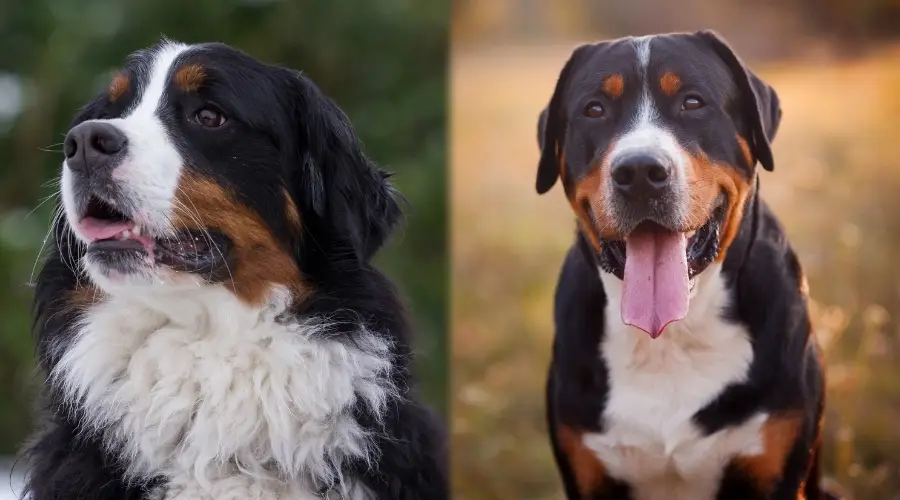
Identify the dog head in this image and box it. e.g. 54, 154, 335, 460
59, 40, 400, 304
536, 31, 781, 337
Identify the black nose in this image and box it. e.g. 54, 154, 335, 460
610, 154, 672, 199
64, 122, 128, 174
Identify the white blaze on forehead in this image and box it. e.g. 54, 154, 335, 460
631, 35, 659, 129
127, 41, 190, 118
633, 35, 653, 69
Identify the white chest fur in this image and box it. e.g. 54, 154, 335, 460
585, 265, 765, 500
52, 286, 392, 499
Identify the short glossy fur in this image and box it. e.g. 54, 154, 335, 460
537, 31, 834, 500
24, 41, 446, 500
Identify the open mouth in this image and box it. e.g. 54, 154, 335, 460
599, 200, 725, 283
79, 196, 230, 274
597, 196, 727, 338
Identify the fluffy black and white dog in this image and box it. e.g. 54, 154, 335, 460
24, 40, 446, 500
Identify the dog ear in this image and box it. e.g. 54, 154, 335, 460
696, 30, 782, 172
536, 44, 591, 194
287, 72, 402, 261
537, 107, 548, 150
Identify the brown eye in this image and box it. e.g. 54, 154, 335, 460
584, 102, 605, 118
195, 107, 227, 128
682, 95, 705, 111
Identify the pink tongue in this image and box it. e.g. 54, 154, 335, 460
79, 217, 134, 241
621, 229, 690, 338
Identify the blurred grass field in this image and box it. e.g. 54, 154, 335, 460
451, 43, 900, 500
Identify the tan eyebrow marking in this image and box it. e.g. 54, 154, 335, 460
174, 64, 206, 92
602, 74, 624, 99
108, 72, 130, 102
660, 71, 682, 96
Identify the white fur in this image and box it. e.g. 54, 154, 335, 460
605, 35, 691, 226
156, 474, 374, 500
585, 264, 765, 500
633, 35, 653, 68
51, 285, 392, 499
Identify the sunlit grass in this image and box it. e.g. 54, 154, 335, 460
451, 43, 900, 500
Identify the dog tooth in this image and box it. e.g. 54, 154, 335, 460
132, 224, 142, 236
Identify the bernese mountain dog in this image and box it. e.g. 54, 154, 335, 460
537, 31, 839, 499
23, 40, 446, 500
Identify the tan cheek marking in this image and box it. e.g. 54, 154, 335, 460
733, 414, 803, 494
659, 71, 682, 96
602, 74, 624, 99
557, 425, 606, 496
173, 173, 306, 305
174, 64, 205, 92
108, 73, 130, 102
686, 151, 751, 261
736, 134, 754, 166
571, 141, 620, 250
572, 170, 605, 252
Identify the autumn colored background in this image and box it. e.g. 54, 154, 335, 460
452, 1, 900, 499
0, 1, 447, 495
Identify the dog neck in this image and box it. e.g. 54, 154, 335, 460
597, 263, 743, 347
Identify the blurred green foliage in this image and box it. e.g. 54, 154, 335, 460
0, 0, 447, 454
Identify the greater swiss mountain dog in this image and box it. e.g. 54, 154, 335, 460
536, 31, 838, 500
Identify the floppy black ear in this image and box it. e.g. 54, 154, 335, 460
537, 107, 548, 150
696, 30, 782, 172
288, 72, 402, 261
536, 44, 591, 194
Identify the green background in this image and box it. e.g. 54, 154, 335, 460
0, 0, 448, 455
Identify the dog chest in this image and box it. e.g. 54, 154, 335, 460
589, 267, 762, 499
583, 411, 768, 499
52, 287, 392, 496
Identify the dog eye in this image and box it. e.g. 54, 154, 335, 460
583, 102, 605, 118
681, 96, 705, 111
195, 107, 227, 128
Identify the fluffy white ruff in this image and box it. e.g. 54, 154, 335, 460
51, 285, 394, 499
585, 264, 765, 500
153, 474, 373, 500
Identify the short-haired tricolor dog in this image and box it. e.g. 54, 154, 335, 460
537, 31, 838, 499
24, 41, 446, 500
